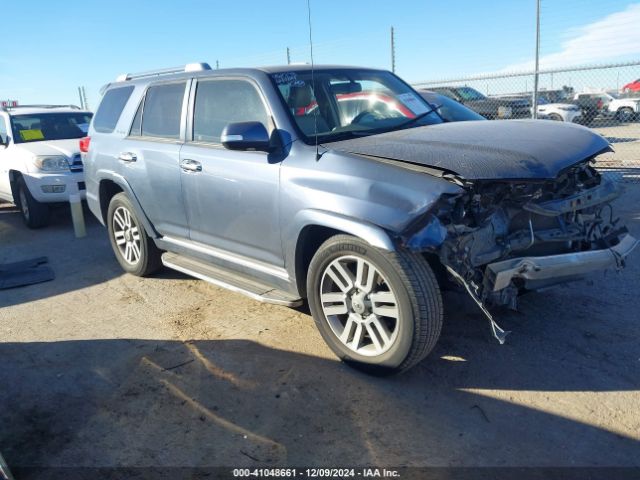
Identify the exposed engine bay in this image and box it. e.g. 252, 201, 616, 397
403, 159, 638, 342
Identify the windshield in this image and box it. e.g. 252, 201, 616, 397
10, 112, 92, 144
271, 69, 442, 143
455, 87, 486, 101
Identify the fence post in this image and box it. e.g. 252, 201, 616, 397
68, 182, 86, 238
532, 0, 541, 119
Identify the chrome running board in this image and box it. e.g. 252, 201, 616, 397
161, 252, 302, 307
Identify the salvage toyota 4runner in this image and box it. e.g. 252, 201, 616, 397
83, 63, 637, 374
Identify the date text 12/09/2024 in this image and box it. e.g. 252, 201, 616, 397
232, 468, 400, 478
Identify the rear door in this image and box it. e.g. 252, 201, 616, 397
122, 81, 190, 238
179, 77, 283, 266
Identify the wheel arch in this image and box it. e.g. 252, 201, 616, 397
290, 210, 396, 297
8, 170, 23, 202
97, 173, 159, 238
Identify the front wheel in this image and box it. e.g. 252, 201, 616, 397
306, 235, 443, 374
616, 107, 634, 122
107, 193, 162, 276
16, 176, 49, 228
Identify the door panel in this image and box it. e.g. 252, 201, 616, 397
118, 138, 187, 237
120, 81, 190, 238
179, 144, 282, 266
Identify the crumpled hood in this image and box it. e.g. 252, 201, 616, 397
16, 139, 80, 158
328, 120, 611, 180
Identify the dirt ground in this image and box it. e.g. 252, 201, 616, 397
1, 179, 639, 475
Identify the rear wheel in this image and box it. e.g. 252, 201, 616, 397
306, 235, 443, 374
107, 192, 162, 276
16, 176, 49, 228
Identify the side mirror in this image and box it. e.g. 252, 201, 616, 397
221, 122, 272, 152
0, 136, 8, 148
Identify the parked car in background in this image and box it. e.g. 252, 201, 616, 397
494, 94, 583, 123
572, 93, 606, 125
418, 90, 485, 122
605, 92, 640, 122
622, 78, 640, 93
574, 92, 640, 122
0, 105, 92, 227
429, 86, 530, 119
84, 63, 636, 374
536, 97, 583, 123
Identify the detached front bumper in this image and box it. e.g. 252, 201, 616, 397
486, 234, 638, 292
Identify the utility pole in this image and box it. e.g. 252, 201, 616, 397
532, 0, 541, 119
81, 86, 89, 111
390, 26, 396, 73
216, 60, 219, 69
287, 47, 291, 65
77, 87, 84, 109
77, 86, 89, 110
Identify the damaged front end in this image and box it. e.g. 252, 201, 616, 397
402, 159, 638, 342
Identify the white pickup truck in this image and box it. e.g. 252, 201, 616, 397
0, 105, 92, 227
574, 92, 640, 122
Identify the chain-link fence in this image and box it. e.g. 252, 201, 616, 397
411, 61, 640, 182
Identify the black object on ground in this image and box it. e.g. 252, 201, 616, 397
0, 257, 55, 290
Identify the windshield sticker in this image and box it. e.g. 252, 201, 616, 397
273, 72, 306, 87
397, 92, 430, 115
19, 129, 45, 141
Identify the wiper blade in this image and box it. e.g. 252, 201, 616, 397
350, 106, 442, 137
395, 105, 441, 129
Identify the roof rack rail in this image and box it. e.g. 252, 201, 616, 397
115, 62, 212, 82
1, 104, 82, 112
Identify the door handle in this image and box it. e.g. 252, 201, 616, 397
180, 159, 202, 172
118, 152, 137, 162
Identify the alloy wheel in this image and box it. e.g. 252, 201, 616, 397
319, 255, 400, 356
112, 206, 141, 265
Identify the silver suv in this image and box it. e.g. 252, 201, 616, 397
84, 63, 636, 374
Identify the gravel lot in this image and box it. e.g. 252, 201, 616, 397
591, 120, 640, 169
1, 182, 639, 475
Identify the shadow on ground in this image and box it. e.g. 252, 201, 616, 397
1, 322, 638, 474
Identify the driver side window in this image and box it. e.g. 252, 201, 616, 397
193, 79, 271, 144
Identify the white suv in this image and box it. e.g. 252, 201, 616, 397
0, 105, 92, 227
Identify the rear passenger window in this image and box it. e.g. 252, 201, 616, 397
193, 79, 270, 144
141, 82, 186, 139
93, 86, 134, 133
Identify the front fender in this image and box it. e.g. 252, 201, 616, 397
291, 209, 396, 253
283, 208, 396, 289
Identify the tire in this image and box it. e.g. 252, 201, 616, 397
107, 192, 162, 276
306, 234, 443, 374
616, 107, 634, 123
548, 113, 563, 121
16, 176, 49, 228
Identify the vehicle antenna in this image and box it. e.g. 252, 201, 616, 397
306, 0, 320, 160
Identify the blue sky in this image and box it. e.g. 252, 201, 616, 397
1, 0, 638, 108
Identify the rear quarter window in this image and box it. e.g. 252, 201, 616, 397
93, 86, 135, 133
141, 82, 186, 139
